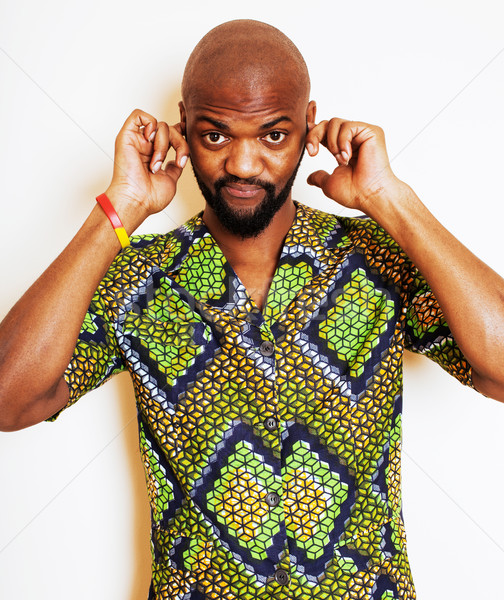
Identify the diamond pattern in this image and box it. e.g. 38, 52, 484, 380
61, 204, 474, 599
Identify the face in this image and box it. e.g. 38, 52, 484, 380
180, 78, 316, 238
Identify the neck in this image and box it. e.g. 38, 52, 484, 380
202, 198, 296, 267
202, 199, 296, 310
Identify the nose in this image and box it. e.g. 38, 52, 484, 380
225, 139, 264, 180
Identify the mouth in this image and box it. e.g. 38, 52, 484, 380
222, 182, 265, 200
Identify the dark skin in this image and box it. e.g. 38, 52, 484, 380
1, 32, 504, 431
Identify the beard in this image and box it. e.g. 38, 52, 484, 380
192, 151, 304, 238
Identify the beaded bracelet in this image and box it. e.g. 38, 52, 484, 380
96, 193, 130, 249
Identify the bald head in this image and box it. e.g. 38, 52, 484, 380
181, 20, 310, 107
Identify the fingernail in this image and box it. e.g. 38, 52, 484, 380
306, 143, 315, 155
341, 151, 349, 163
152, 160, 162, 173
180, 155, 188, 168
149, 130, 156, 142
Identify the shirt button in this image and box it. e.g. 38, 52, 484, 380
264, 416, 278, 431
259, 340, 274, 357
274, 569, 289, 585
265, 492, 280, 507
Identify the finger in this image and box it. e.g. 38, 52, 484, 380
307, 169, 330, 189
115, 109, 159, 158
325, 119, 344, 157
169, 124, 190, 169
150, 124, 190, 173
150, 122, 170, 173
305, 120, 328, 156
325, 119, 354, 165
336, 121, 381, 165
336, 122, 356, 165
123, 108, 158, 138
146, 123, 157, 143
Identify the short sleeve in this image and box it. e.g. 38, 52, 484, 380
404, 269, 474, 388
46, 233, 173, 421
65, 295, 124, 399
47, 268, 126, 422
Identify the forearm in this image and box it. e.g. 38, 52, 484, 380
365, 182, 504, 400
0, 196, 146, 430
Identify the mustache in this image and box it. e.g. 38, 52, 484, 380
213, 175, 275, 191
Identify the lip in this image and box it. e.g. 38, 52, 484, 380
223, 183, 264, 199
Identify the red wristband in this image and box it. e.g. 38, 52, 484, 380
96, 193, 130, 249
96, 193, 123, 229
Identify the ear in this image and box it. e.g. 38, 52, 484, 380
306, 100, 317, 130
178, 101, 187, 135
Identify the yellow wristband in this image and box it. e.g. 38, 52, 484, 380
96, 193, 130, 249
114, 226, 130, 249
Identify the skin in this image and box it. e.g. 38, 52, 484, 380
0, 20, 504, 432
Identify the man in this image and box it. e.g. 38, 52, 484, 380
0, 18, 503, 600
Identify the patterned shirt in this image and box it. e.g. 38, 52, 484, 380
59, 203, 473, 600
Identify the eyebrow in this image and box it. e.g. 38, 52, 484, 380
195, 115, 293, 131
260, 116, 293, 130
196, 116, 230, 131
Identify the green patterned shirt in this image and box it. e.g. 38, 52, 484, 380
60, 203, 473, 599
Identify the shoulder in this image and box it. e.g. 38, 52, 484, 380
295, 202, 404, 255
111, 213, 202, 273
94, 213, 203, 307
337, 213, 401, 251
299, 205, 416, 290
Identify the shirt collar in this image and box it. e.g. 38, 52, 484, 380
162, 202, 350, 326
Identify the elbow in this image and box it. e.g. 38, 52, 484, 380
0, 375, 68, 431
0, 399, 27, 431
471, 368, 504, 403
0, 387, 33, 431
0, 378, 22, 431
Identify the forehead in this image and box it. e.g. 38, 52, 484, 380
185, 79, 306, 126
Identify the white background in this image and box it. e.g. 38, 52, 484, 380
1, 1, 504, 598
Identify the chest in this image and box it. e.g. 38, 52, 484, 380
232, 263, 277, 311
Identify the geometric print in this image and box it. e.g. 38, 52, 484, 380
319, 267, 395, 378
201, 424, 354, 568
206, 439, 284, 561
283, 439, 349, 559
58, 203, 475, 599
139, 422, 174, 522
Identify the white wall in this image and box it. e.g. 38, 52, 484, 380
1, 1, 503, 598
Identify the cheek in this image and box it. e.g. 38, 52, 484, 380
270, 147, 303, 180
189, 145, 222, 180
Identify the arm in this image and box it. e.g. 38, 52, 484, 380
0, 109, 189, 431
306, 118, 504, 401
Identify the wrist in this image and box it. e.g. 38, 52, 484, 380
360, 178, 414, 225
103, 185, 150, 235
361, 180, 432, 253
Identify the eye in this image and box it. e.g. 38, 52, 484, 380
263, 131, 287, 144
204, 132, 228, 145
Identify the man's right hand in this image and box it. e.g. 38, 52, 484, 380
104, 109, 189, 229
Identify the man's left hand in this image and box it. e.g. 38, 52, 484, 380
306, 118, 403, 213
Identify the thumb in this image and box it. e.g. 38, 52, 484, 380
307, 169, 330, 189
163, 160, 184, 183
